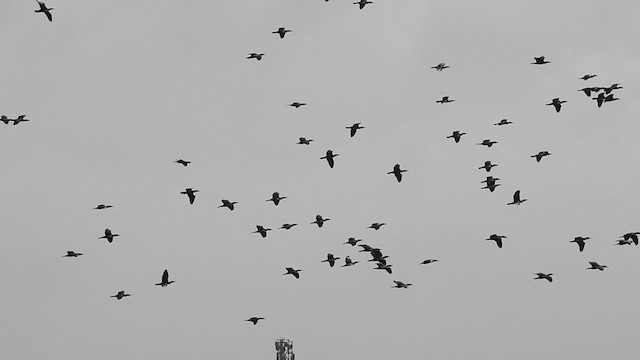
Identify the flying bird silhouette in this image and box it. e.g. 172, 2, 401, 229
621, 232, 640, 245
446, 131, 466, 143
311, 215, 330, 228
436, 96, 455, 104
12, 115, 29, 125
486, 234, 507, 248
431, 62, 449, 71
477, 139, 498, 148
341, 256, 359, 267
531, 56, 550, 65
479, 160, 498, 172
279, 223, 297, 230
99, 228, 120, 243
392, 280, 412, 289
174, 159, 191, 167
93, 204, 113, 210
296, 137, 313, 145
580, 74, 597, 80
387, 164, 407, 182
546, 98, 566, 113
368, 222, 386, 230
507, 190, 527, 205
344, 237, 362, 246
534, 273, 553, 282
111, 290, 131, 300
353, 0, 372, 9
155, 270, 175, 287
494, 119, 513, 126
218, 199, 238, 211
346, 123, 365, 137
35, 1, 53, 22
283, 267, 302, 279
63, 251, 83, 258
420, 259, 438, 265
272, 27, 291, 39
321, 253, 340, 267
247, 53, 265, 60
531, 151, 551, 162
289, 102, 306, 108
246, 317, 265, 325
587, 261, 607, 271
266, 192, 287, 206
253, 225, 272, 238
181, 188, 199, 204
321, 150, 339, 168
570, 236, 589, 252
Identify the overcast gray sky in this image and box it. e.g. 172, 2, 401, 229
2, 1, 640, 359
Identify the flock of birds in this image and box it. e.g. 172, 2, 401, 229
21, 0, 635, 333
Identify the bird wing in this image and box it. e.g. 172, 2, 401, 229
45, 10, 52, 21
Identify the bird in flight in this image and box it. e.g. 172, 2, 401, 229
174, 159, 191, 167
283, 267, 302, 279
507, 190, 527, 205
614, 239, 633, 246
266, 192, 287, 206
253, 225, 272, 238
431, 62, 449, 71
341, 256, 359, 267
387, 164, 407, 183
11, 115, 29, 125
181, 188, 199, 204
486, 234, 507, 248
289, 102, 306, 108
531, 56, 550, 65
621, 232, 640, 245
446, 130, 466, 143
246, 317, 265, 325
321, 253, 340, 267
375, 263, 393, 274
346, 123, 365, 137
311, 214, 330, 228
99, 228, 120, 243
354, 0, 372, 9
247, 53, 265, 60
321, 150, 339, 168
481, 176, 501, 192
580, 74, 597, 81
63, 251, 83, 258
578, 87, 602, 97
344, 237, 362, 246
570, 236, 589, 252
494, 119, 512, 126
272, 27, 291, 39
392, 280, 412, 289
111, 290, 131, 300
93, 204, 113, 210
0, 115, 10, 125
296, 137, 313, 145
368, 222, 386, 230
534, 273, 553, 282
420, 259, 438, 265
546, 98, 566, 113
479, 160, 497, 172
436, 96, 455, 104
531, 151, 551, 162
35, 1, 53, 22
603, 83, 623, 94
477, 139, 498, 148
155, 269, 175, 287
587, 261, 607, 271
218, 199, 238, 211
279, 223, 298, 230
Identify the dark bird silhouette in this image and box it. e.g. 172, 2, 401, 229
321, 150, 339, 168
546, 98, 566, 113
621, 232, 640, 245
93, 204, 113, 210
615, 239, 633, 246
247, 53, 264, 60
570, 236, 590, 252
486, 234, 506, 248
532, 151, 551, 162
246, 317, 265, 325
181, 188, 199, 204
603, 93, 619, 105
296, 137, 313, 145
587, 261, 607, 271
531, 56, 550, 65
369, 249, 388, 265
481, 182, 501, 192
266, 192, 287, 206
0, 115, 10, 124
283, 267, 302, 279
479, 160, 497, 172
494, 119, 512, 126
155, 269, 175, 287
580, 74, 597, 80
111, 290, 131, 300
593, 93, 606, 107
99, 228, 120, 243
279, 223, 297, 230
311, 214, 330, 228
375, 263, 393, 274
534, 273, 553, 282
63, 251, 82, 258
354, 0, 372, 9
253, 225, 271, 238
218, 199, 238, 211
12, 115, 29, 125
346, 123, 365, 137
289, 102, 306, 108
436, 96, 455, 104
358, 244, 379, 253
344, 237, 362, 246
392, 280, 412, 289
578, 87, 601, 97
387, 164, 407, 183
322, 253, 340, 267
35, 1, 53, 22
431, 62, 449, 71
603, 83, 623, 94
174, 159, 191, 167
420, 259, 438, 265
477, 139, 498, 148
368, 222, 386, 230
507, 190, 527, 205
341, 256, 359, 267
446, 131, 466, 143
272, 27, 291, 39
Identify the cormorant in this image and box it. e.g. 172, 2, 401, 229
479, 160, 497, 172
272, 27, 291, 39
246, 317, 265, 325
296, 137, 313, 145
322, 253, 340, 267
392, 280, 412, 289
289, 102, 306, 108
354, 0, 372, 9
532, 151, 551, 162
587, 261, 607, 271
0, 115, 10, 124
155, 270, 175, 287
174, 159, 191, 167
35, 1, 53, 22
266, 192, 287, 206
321, 150, 339, 168
12, 115, 29, 125
534, 273, 553, 282
387, 164, 407, 183
253, 225, 271, 238
570, 236, 590, 252
63, 251, 82, 257
494, 119, 512, 126
446, 131, 466, 143
367, 222, 386, 230
436, 96, 455, 104
344, 237, 362, 246
621, 232, 640, 245
111, 290, 131, 300
546, 98, 566, 113
93, 204, 113, 210
431, 63, 449, 71
247, 53, 265, 60
507, 190, 527, 205
603, 83, 623, 94
279, 223, 297, 230
181, 188, 199, 204
219, 199, 238, 211
420, 259, 438, 265
341, 256, 358, 267
311, 215, 330, 228
375, 263, 392, 274
477, 139, 498, 148
346, 123, 365, 137
531, 56, 550, 65
486, 234, 506, 248
99, 228, 120, 243
615, 239, 633, 246
580, 74, 597, 80
283, 267, 302, 279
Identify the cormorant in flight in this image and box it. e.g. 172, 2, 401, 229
546, 98, 566, 113
155, 270, 175, 287
321, 150, 339, 168
99, 228, 120, 243
272, 27, 291, 39
35, 1, 53, 22
111, 290, 131, 300
181, 188, 199, 204
387, 164, 407, 183
507, 190, 527, 205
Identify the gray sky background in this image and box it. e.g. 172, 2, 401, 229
1, 1, 640, 359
